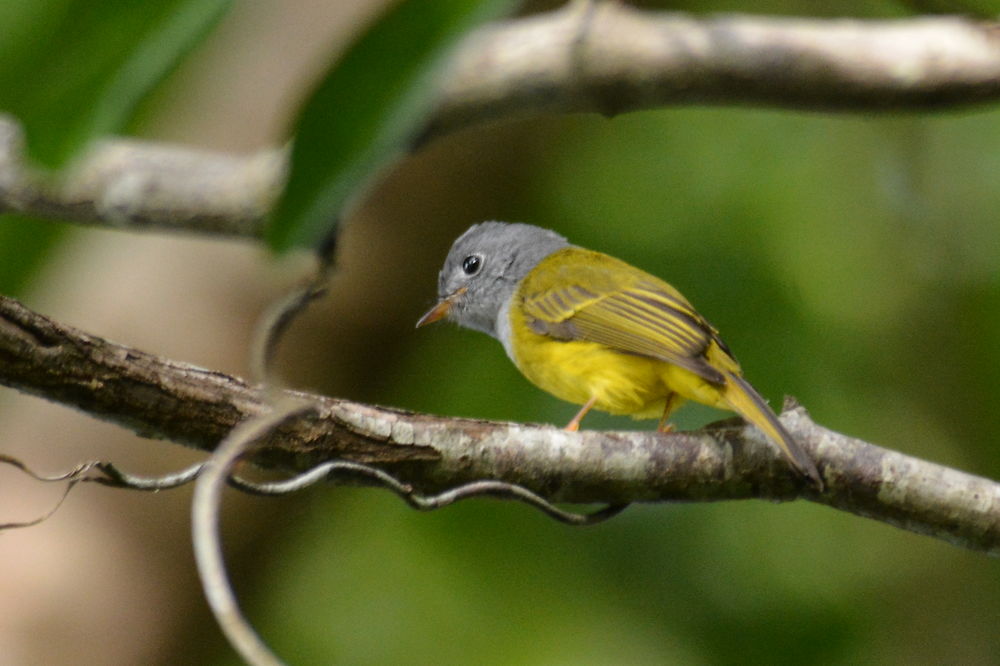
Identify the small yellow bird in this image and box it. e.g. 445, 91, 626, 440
417, 222, 821, 488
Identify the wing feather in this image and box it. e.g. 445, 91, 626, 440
521, 249, 728, 385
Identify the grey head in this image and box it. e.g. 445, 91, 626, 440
416, 221, 570, 339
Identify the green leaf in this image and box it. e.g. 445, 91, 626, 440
267, 0, 518, 252
0, 216, 64, 295
0, 0, 231, 168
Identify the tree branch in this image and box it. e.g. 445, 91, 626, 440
3, 6, 1000, 236
429, 3, 1000, 138
0, 115, 282, 237
1, 293, 997, 555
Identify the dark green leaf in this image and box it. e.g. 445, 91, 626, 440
0, 0, 231, 168
0, 216, 64, 295
267, 0, 518, 252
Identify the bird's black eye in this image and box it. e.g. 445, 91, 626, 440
462, 255, 482, 275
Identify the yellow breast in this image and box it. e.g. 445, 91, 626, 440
507, 318, 668, 418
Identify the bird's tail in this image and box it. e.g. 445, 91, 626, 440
722, 372, 823, 489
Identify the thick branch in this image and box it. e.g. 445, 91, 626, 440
3, 8, 1000, 236
1, 293, 997, 555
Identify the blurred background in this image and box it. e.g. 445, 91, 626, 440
1, 0, 999, 664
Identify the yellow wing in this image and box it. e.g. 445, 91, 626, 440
519, 247, 734, 385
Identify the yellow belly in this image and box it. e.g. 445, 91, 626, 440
513, 335, 666, 417
508, 322, 730, 420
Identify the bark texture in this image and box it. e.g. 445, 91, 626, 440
2, 294, 997, 555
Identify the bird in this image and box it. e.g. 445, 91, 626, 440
416, 221, 822, 488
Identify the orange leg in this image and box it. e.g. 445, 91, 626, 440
657, 393, 681, 433
565, 396, 598, 432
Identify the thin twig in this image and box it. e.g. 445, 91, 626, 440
192, 400, 314, 666
94, 461, 205, 490
228, 460, 628, 526
0, 454, 86, 530
249, 244, 336, 386
2, 450, 625, 529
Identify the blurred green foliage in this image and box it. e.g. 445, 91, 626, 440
0, 0, 230, 167
0, 216, 63, 295
268, 0, 518, 251
0, 1, 998, 664
0, 0, 231, 295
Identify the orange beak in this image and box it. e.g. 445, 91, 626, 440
415, 288, 465, 328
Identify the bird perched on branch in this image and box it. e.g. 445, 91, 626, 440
417, 221, 822, 489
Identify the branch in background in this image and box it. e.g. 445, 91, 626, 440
0, 116, 282, 237
1, 293, 997, 555
429, 3, 1000, 136
3, 7, 1000, 236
